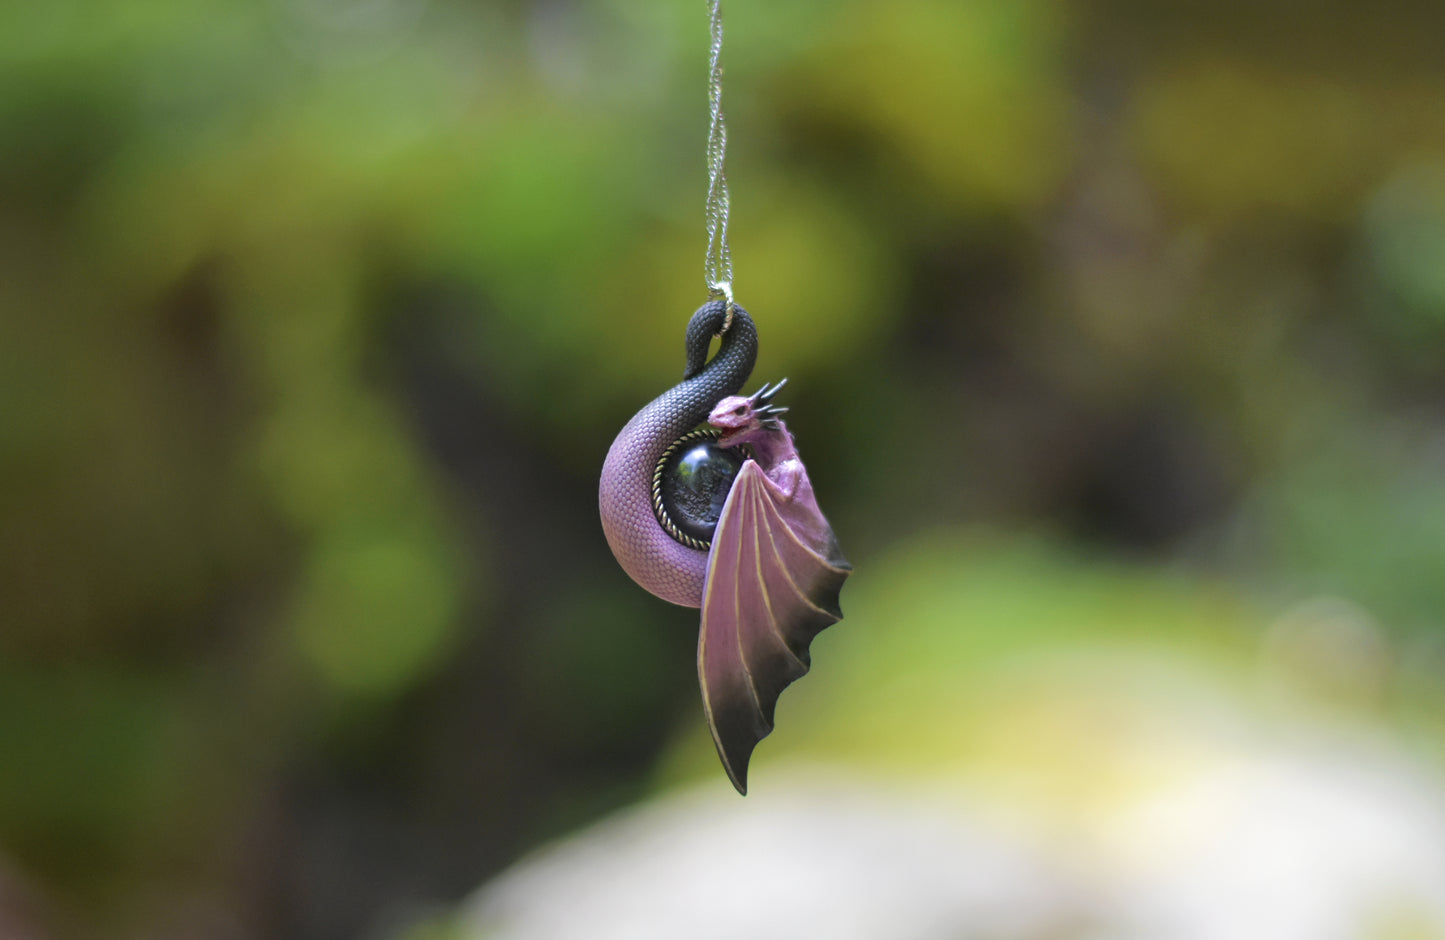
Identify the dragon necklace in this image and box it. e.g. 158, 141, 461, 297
597, 0, 850, 795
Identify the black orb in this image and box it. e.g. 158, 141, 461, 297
659, 439, 746, 543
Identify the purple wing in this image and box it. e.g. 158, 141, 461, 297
698, 460, 851, 794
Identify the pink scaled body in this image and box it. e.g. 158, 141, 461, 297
599, 409, 713, 607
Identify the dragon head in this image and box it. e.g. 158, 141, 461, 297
708, 378, 789, 447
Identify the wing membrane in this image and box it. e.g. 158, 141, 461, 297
698, 460, 850, 794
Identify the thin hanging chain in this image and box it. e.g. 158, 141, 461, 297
705, 0, 735, 322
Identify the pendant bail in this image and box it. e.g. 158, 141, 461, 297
709, 280, 736, 332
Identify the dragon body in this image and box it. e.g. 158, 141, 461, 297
599, 301, 849, 793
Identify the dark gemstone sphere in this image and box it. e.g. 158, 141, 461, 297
659, 440, 746, 542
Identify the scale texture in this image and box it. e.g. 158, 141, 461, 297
599, 301, 757, 607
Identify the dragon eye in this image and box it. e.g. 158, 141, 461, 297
733, 405, 746, 415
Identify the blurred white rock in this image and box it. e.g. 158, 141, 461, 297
459, 675, 1445, 940
455, 547, 1445, 940
461, 774, 1082, 940
1096, 749, 1445, 940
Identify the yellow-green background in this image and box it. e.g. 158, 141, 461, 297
3, 0, 1445, 936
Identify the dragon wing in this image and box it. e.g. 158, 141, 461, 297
698, 459, 851, 794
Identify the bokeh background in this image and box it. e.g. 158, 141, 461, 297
4, 0, 1445, 937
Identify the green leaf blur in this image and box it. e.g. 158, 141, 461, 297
1, 0, 1443, 936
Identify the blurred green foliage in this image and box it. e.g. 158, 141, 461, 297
1, 0, 1444, 936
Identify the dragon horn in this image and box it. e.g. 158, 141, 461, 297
751, 377, 789, 406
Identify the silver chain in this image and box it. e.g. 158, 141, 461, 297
705, 0, 735, 318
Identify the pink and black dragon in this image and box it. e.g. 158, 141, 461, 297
599, 300, 850, 794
